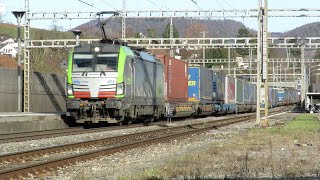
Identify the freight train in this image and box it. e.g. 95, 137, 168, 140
65, 42, 300, 126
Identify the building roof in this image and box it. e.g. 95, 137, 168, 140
0, 36, 11, 42
0, 44, 5, 49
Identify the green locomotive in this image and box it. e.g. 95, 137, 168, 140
66, 43, 164, 126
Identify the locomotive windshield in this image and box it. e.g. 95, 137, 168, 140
73, 54, 94, 72
96, 54, 118, 71
73, 53, 118, 72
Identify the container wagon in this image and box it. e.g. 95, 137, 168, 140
188, 65, 214, 116
268, 87, 278, 108
225, 76, 236, 114
212, 71, 226, 114
248, 82, 257, 112
236, 78, 245, 113
157, 55, 194, 118
276, 88, 285, 106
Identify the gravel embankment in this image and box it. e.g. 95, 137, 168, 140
38, 111, 295, 180
0, 114, 243, 155
0, 107, 291, 179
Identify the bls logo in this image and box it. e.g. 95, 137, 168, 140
73, 80, 81, 85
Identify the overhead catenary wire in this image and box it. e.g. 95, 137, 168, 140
75, 0, 150, 36
146, 0, 201, 38
188, 0, 234, 37
215, 0, 239, 37
98, 0, 151, 35
218, 0, 234, 10
76, 0, 103, 11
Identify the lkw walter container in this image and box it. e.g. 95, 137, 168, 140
188, 65, 213, 103
156, 55, 188, 103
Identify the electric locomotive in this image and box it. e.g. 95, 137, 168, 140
66, 42, 164, 126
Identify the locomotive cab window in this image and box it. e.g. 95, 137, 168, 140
73, 54, 94, 72
96, 54, 118, 72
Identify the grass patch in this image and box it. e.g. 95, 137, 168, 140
284, 114, 320, 131
268, 114, 320, 134
124, 114, 320, 179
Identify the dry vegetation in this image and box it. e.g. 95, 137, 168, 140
128, 114, 320, 180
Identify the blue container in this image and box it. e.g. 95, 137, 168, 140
248, 83, 255, 103
277, 89, 285, 101
212, 71, 225, 102
236, 79, 244, 104
188, 66, 213, 103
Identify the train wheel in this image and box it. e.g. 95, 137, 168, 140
124, 120, 132, 125
66, 117, 77, 127
83, 121, 92, 129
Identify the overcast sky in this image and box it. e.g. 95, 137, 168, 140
0, 0, 319, 33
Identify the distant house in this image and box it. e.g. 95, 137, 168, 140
0, 44, 18, 58
0, 37, 15, 46
0, 37, 18, 58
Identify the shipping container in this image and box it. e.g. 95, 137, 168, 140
268, 87, 277, 108
212, 71, 225, 102
157, 55, 188, 103
188, 65, 213, 103
285, 88, 299, 104
273, 88, 278, 107
236, 79, 244, 104
276, 88, 285, 106
225, 76, 236, 104
276, 89, 285, 101
243, 81, 250, 103
248, 83, 256, 104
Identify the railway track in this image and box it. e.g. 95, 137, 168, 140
0, 115, 251, 179
0, 106, 289, 144
0, 107, 290, 179
0, 123, 157, 144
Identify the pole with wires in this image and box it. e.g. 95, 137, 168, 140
122, 0, 126, 40
170, 17, 174, 57
256, 0, 269, 127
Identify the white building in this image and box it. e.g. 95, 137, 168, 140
0, 37, 18, 58
0, 44, 18, 58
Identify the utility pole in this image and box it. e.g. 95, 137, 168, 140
169, 17, 174, 57
12, 11, 25, 112
23, 0, 30, 112
256, 0, 269, 127
228, 47, 231, 75
249, 48, 253, 82
122, 0, 126, 40
301, 44, 306, 108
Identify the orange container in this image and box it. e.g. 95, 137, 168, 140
156, 55, 188, 103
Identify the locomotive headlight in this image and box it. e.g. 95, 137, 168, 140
116, 83, 124, 95
94, 47, 100, 52
67, 84, 73, 96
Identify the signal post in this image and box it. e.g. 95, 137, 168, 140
256, 0, 269, 127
